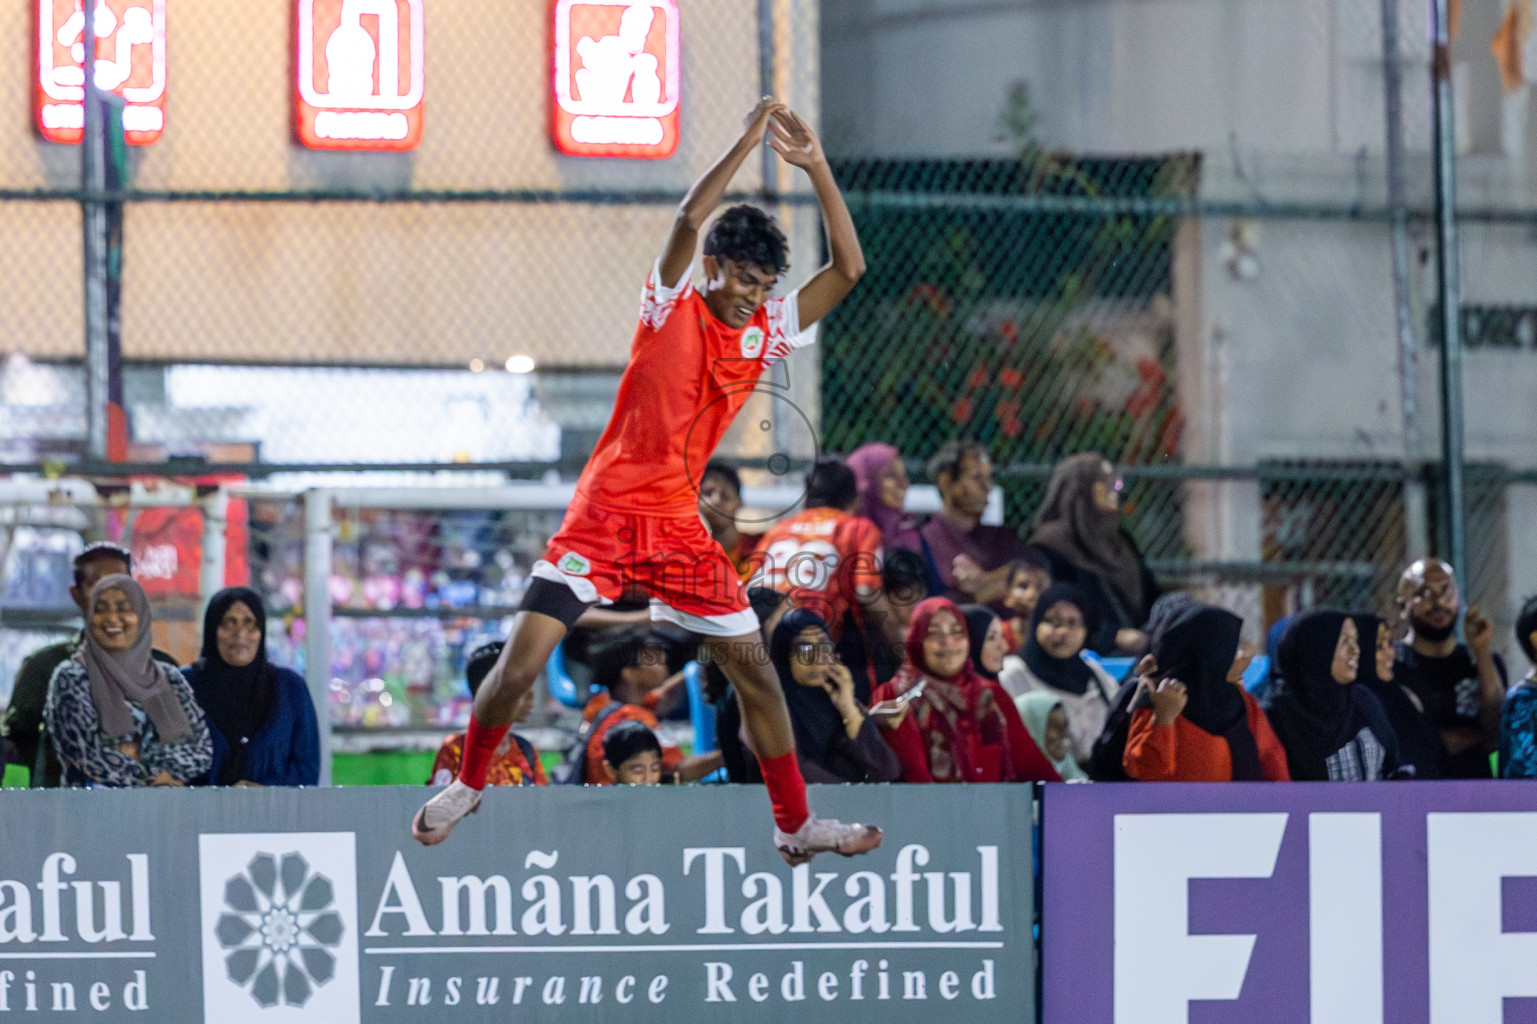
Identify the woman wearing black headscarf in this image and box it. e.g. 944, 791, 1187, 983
1353, 613, 1441, 779
183, 587, 319, 787
768, 609, 901, 784
1265, 610, 1400, 781
959, 605, 1009, 682
1028, 453, 1160, 655
1106, 603, 1289, 781
770, 609, 901, 784
997, 584, 1121, 768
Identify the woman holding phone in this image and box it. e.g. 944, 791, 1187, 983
770, 609, 902, 784
870, 597, 1060, 783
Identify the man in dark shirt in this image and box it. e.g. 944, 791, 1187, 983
1392, 558, 1506, 779
0, 542, 177, 786
919, 442, 1025, 610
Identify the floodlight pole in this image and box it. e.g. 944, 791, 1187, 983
1429, 0, 1466, 586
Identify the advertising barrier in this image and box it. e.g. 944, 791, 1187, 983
1041, 781, 1537, 1024
0, 785, 1033, 1022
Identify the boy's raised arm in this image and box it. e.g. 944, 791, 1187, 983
658, 98, 787, 289
767, 108, 866, 331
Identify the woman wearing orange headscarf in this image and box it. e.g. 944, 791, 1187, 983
870, 597, 1060, 783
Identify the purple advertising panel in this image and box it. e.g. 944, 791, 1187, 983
1042, 781, 1537, 1024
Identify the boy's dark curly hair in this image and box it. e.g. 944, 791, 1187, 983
703, 205, 790, 275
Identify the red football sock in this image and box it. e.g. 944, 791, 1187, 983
458, 716, 510, 791
758, 751, 811, 835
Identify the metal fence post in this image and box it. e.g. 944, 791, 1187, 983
304, 488, 335, 786
1430, 0, 1466, 586
758, 0, 779, 199
1382, 0, 1430, 561
82, 4, 108, 461
199, 485, 227, 609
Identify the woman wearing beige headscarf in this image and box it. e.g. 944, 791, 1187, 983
43, 574, 211, 787
1028, 452, 1159, 655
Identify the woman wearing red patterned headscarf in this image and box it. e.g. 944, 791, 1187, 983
869, 597, 1060, 783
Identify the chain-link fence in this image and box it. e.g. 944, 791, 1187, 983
4, 0, 1537, 718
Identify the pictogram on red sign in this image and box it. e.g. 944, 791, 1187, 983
35, 0, 167, 145
552, 0, 680, 159
296, 0, 425, 151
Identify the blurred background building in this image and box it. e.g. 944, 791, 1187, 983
3, 0, 1537, 760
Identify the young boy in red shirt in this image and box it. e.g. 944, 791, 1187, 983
412, 99, 879, 864
428, 642, 546, 787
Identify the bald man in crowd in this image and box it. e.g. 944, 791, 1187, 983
1393, 558, 1507, 779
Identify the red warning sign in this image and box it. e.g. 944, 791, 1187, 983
552, 0, 680, 159
296, 0, 425, 151
35, 0, 167, 145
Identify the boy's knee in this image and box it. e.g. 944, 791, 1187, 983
502, 657, 544, 693
719, 653, 776, 699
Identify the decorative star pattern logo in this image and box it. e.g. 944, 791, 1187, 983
214, 852, 345, 1009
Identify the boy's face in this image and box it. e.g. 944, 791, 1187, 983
1004, 566, 1049, 619
698, 473, 742, 534
702, 257, 778, 329
621, 644, 671, 695
609, 749, 663, 785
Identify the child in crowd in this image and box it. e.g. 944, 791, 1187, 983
577, 626, 722, 785
430, 642, 546, 787
1017, 691, 1089, 781
698, 461, 763, 580
1499, 595, 1537, 778
602, 720, 666, 785
1000, 550, 1052, 653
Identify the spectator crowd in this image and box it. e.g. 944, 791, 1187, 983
6, 444, 1537, 790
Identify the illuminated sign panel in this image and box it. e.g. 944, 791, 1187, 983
553, 0, 680, 159
36, 0, 167, 145
296, 0, 425, 151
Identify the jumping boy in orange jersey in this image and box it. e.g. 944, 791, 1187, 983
412, 99, 880, 864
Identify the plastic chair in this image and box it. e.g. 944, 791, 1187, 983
545, 641, 583, 709
683, 661, 727, 783
1242, 655, 1270, 694
1081, 649, 1137, 682
683, 662, 715, 752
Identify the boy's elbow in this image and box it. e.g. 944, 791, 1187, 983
674, 205, 709, 234
838, 258, 867, 286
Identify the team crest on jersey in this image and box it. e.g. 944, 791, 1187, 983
740, 326, 765, 358
558, 552, 592, 576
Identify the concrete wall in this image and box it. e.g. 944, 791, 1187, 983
825, 0, 1537, 646
824, 0, 1537, 467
